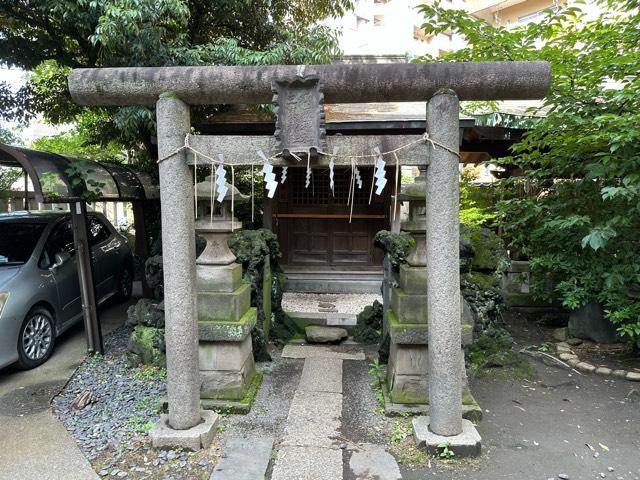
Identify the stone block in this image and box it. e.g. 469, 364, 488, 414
199, 335, 252, 372
553, 327, 569, 341
388, 374, 429, 404
413, 416, 481, 457
197, 283, 251, 322
198, 308, 257, 342
388, 343, 428, 376
612, 369, 627, 379
197, 263, 242, 293
569, 303, 621, 344
387, 310, 473, 346
627, 371, 640, 382
200, 359, 256, 400
390, 287, 427, 324
399, 264, 427, 295
150, 410, 218, 450
305, 325, 348, 343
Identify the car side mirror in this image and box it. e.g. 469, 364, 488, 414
51, 251, 71, 271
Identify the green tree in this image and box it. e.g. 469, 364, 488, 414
417, 0, 640, 346
0, 0, 352, 161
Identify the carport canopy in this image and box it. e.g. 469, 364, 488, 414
0, 144, 158, 203
0, 143, 159, 355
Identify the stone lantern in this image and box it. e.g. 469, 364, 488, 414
194, 176, 258, 406
385, 167, 480, 419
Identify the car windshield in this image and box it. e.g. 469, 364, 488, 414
0, 222, 47, 265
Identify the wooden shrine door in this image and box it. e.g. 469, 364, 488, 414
272, 166, 391, 269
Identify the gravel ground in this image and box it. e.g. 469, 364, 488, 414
52, 326, 217, 479
282, 293, 382, 314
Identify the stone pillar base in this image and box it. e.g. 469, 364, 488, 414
150, 410, 219, 450
413, 416, 481, 457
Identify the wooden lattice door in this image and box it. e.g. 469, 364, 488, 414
273, 167, 390, 269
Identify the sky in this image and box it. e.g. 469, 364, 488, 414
1, 66, 69, 145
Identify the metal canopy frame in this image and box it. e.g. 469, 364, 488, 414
0, 144, 159, 204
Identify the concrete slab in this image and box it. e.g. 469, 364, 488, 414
412, 416, 481, 457
0, 410, 99, 480
282, 344, 365, 361
298, 357, 343, 394
281, 391, 342, 448
271, 446, 343, 480
211, 436, 274, 480
348, 443, 402, 480
0, 292, 136, 480
150, 410, 219, 450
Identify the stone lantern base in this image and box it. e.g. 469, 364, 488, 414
385, 263, 481, 420
197, 256, 257, 402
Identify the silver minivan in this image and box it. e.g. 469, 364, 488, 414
0, 211, 133, 369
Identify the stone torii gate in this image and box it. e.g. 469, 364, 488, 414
68, 62, 550, 452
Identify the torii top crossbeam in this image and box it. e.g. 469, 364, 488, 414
68, 61, 550, 106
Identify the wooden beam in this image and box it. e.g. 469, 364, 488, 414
186, 134, 427, 166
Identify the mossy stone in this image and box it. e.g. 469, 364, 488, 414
460, 225, 507, 272
128, 325, 166, 367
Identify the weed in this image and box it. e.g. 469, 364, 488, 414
87, 352, 103, 366
132, 365, 166, 382
368, 360, 386, 411
537, 342, 553, 353
437, 441, 455, 459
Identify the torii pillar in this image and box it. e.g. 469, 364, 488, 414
67, 62, 550, 452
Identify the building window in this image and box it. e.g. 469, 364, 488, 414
413, 25, 433, 43
356, 16, 369, 30
373, 15, 384, 26
518, 10, 548, 24
374, 0, 391, 3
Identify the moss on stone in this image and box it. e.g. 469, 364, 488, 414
198, 308, 257, 342
460, 225, 508, 272
128, 325, 166, 368
463, 271, 500, 291
466, 326, 534, 379
239, 372, 263, 406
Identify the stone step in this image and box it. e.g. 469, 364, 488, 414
282, 344, 365, 361
284, 272, 383, 294
210, 436, 273, 480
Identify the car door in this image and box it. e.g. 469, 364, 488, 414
42, 219, 82, 324
87, 215, 121, 301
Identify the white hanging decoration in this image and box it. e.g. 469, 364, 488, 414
329, 146, 338, 196
305, 150, 312, 189
373, 146, 388, 196
258, 150, 278, 199
281, 166, 288, 184
215, 163, 228, 203
354, 166, 363, 189
305, 167, 312, 189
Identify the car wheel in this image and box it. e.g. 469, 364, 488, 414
17, 307, 56, 370
116, 266, 133, 301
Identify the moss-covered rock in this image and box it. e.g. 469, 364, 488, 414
460, 225, 508, 272
353, 300, 384, 344
128, 325, 166, 368
126, 299, 164, 328
463, 271, 500, 291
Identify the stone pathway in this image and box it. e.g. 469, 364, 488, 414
272, 346, 402, 480
210, 436, 273, 480
271, 356, 344, 480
